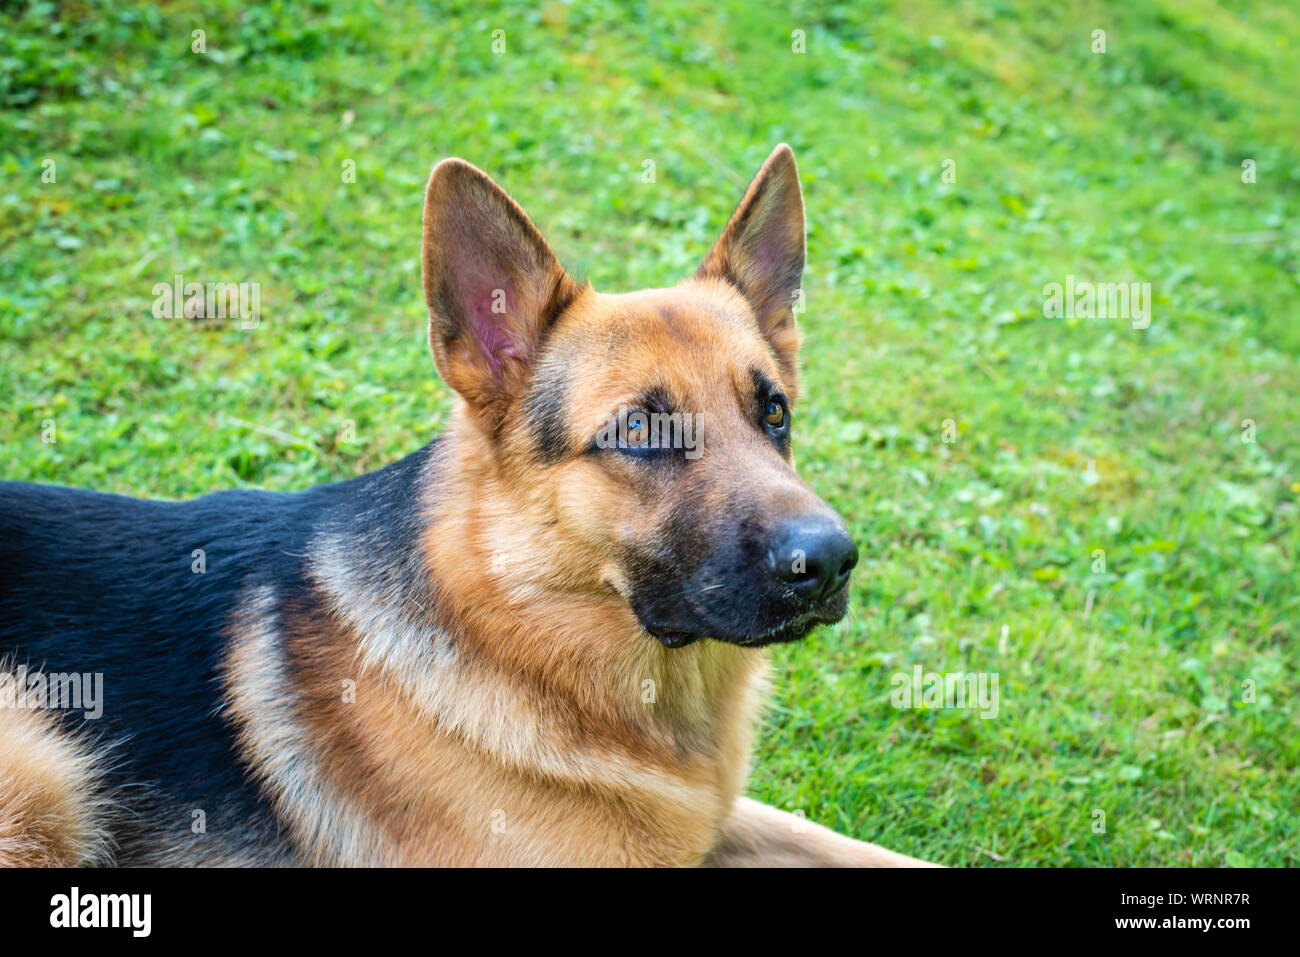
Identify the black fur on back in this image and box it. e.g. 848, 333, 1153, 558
0, 442, 439, 863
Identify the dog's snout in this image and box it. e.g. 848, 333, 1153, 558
769, 515, 858, 602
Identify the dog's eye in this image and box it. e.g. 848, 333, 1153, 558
625, 412, 651, 446
763, 397, 787, 430
588, 404, 691, 462
593, 408, 672, 460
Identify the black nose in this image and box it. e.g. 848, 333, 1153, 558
769, 515, 858, 602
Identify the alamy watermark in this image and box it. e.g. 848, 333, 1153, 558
890, 665, 999, 719
152, 273, 261, 329
0, 665, 103, 719
1043, 275, 1151, 330
50, 887, 150, 937
594, 406, 704, 459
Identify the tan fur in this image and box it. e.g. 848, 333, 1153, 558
217, 145, 933, 867
704, 798, 939, 867
222, 587, 391, 866
221, 472, 769, 865
0, 690, 110, 867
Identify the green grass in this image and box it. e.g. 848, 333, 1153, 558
2, 0, 1297, 866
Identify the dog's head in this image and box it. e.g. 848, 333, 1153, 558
421, 145, 856, 649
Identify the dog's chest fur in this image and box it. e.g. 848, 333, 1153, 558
216, 440, 770, 867
222, 581, 769, 866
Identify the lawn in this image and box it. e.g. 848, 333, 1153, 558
1, 0, 1296, 866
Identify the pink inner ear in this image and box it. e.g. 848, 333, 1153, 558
755, 241, 786, 277
470, 309, 518, 383
455, 251, 521, 385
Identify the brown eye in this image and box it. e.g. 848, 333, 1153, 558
764, 398, 786, 428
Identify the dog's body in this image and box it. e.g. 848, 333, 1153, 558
0, 147, 930, 867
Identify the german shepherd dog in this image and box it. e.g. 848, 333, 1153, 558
0, 146, 931, 867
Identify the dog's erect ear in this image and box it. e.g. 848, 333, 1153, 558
696, 144, 806, 395
422, 159, 582, 430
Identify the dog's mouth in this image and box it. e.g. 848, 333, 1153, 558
612, 543, 854, 651
640, 592, 849, 650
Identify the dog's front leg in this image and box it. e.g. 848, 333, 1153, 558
702, 797, 936, 867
